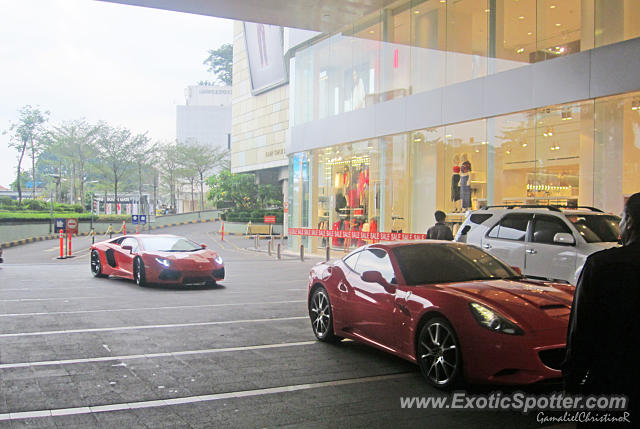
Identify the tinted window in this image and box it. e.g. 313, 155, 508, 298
532, 215, 572, 244
566, 214, 620, 243
139, 236, 202, 252
392, 243, 518, 285
487, 214, 531, 241
354, 248, 396, 283
470, 213, 493, 224
343, 252, 360, 271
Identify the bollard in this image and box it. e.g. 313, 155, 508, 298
122, 221, 126, 236
300, 244, 304, 262
67, 233, 72, 257
268, 238, 273, 256
221, 221, 225, 241
254, 235, 259, 249
135, 225, 140, 234
277, 242, 282, 260
91, 229, 95, 245
325, 245, 330, 262
57, 231, 65, 259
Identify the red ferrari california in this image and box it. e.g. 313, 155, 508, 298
308, 241, 574, 389
90, 234, 224, 287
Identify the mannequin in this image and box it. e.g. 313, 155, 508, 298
459, 153, 472, 210
451, 155, 461, 212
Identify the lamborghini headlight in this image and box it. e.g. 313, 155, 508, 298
214, 255, 223, 264
469, 302, 523, 335
155, 257, 171, 268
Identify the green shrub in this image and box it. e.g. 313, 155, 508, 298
24, 199, 49, 211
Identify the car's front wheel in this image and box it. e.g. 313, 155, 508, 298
417, 317, 462, 389
134, 257, 147, 287
90, 250, 107, 278
309, 287, 339, 343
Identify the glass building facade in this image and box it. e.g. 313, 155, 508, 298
288, 0, 640, 253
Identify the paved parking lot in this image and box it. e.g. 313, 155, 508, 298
0, 223, 567, 428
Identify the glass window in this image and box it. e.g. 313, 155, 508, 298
343, 251, 360, 271
488, 213, 531, 241
354, 248, 396, 283
595, 0, 640, 48
392, 243, 517, 285
566, 214, 621, 243
139, 236, 200, 252
531, 215, 572, 244
121, 238, 139, 253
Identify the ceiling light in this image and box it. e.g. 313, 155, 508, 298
369, 30, 375, 34
485, 9, 490, 12
527, 32, 533, 35
555, 23, 561, 27
414, 10, 420, 14
522, 143, 528, 147
516, 48, 525, 54
440, 0, 446, 3
519, 16, 525, 20
550, 4, 556, 8
445, 134, 452, 138
632, 99, 640, 110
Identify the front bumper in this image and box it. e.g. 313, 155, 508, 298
461, 328, 566, 385
150, 264, 225, 285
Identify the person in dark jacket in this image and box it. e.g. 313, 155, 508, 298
563, 192, 640, 426
426, 210, 453, 241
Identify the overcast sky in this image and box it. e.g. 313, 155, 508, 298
0, 0, 233, 188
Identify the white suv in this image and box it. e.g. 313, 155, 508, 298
455, 205, 620, 284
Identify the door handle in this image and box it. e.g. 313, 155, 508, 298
338, 282, 348, 293
483, 243, 491, 249
526, 249, 537, 254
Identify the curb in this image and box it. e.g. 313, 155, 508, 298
0, 218, 219, 249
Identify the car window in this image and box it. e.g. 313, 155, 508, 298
392, 243, 518, 285
121, 238, 138, 253
487, 214, 531, 241
343, 251, 360, 271
565, 214, 620, 243
532, 215, 572, 244
139, 236, 202, 252
354, 248, 396, 283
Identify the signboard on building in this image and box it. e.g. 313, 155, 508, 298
264, 215, 276, 224
243, 22, 287, 95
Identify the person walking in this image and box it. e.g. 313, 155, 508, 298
563, 192, 640, 426
426, 210, 454, 241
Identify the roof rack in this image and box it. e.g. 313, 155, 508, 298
479, 205, 604, 213
480, 205, 562, 212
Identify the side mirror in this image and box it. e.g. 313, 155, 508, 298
361, 270, 395, 293
200, 243, 207, 249
121, 245, 133, 253
553, 232, 575, 245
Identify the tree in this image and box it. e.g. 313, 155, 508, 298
130, 133, 152, 214
47, 119, 100, 209
203, 43, 233, 86
4, 105, 49, 204
94, 124, 136, 212
159, 142, 181, 212
207, 171, 257, 210
179, 142, 229, 212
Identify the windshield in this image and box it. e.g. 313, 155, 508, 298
139, 236, 202, 252
565, 214, 620, 243
392, 243, 519, 285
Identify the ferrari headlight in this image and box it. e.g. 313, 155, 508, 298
155, 257, 171, 268
469, 302, 523, 335
214, 255, 223, 264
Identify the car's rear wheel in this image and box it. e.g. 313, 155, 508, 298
309, 287, 339, 343
90, 250, 107, 278
134, 257, 147, 287
417, 317, 462, 389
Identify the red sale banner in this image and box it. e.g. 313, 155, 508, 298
288, 228, 427, 241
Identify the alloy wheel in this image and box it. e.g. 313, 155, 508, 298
310, 291, 331, 337
418, 319, 460, 387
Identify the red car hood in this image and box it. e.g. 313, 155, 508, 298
148, 250, 219, 263
434, 279, 574, 333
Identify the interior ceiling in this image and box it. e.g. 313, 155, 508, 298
99, 0, 396, 33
